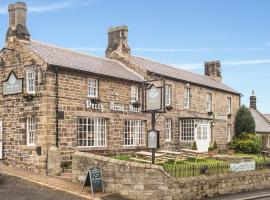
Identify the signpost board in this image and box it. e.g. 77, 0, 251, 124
3, 72, 23, 95
148, 130, 159, 149
230, 161, 256, 172
144, 84, 163, 112
82, 167, 104, 195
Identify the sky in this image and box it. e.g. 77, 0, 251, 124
0, 0, 269, 113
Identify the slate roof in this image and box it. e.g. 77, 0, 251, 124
131, 56, 240, 95
265, 114, 270, 122
26, 40, 144, 82
249, 108, 270, 133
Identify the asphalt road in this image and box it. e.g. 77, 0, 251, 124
206, 189, 270, 200
0, 174, 85, 200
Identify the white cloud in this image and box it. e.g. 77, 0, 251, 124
223, 59, 270, 66
0, 0, 98, 14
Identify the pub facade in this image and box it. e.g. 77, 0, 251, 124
0, 2, 241, 171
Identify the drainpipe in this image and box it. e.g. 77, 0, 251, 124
55, 66, 59, 148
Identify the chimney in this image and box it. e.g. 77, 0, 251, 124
6, 1, 30, 41
250, 90, 257, 110
105, 25, 130, 58
204, 61, 222, 82
8, 4, 15, 27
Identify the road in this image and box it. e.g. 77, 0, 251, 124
207, 189, 270, 200
0, 174, 85, 200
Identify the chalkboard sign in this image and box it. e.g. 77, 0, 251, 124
81, 167, 104, 195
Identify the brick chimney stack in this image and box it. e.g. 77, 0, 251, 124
250, 90, 257, 110
204, 61, 222, 82
105, 26, 130, 58
6, 1, 30, 41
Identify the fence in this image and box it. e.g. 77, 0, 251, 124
164, 161, 270, 178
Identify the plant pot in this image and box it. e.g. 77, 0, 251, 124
132, 102, 141, 108
227, 149, 235, 155
208, 151, 215, 157
166, 106, 173, 111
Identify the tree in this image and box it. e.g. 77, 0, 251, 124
235, 105, 255, 136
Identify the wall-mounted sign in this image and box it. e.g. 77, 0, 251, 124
3, 72, 23, 95
129, 105, 141, 113
86, 100, 104, 111
230, 161, 255, 172
214, 114, 228, 121
148, 130, 159, 149
110, 102, 124, 112
144, 84, 163, 111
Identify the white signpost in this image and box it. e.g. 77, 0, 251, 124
230, 161, 256, 172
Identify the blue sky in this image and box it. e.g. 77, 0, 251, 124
0, 0, 269, 113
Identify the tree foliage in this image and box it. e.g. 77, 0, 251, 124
235, 105, 255, 136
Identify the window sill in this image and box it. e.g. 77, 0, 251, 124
21, 145, 36, 150
75, 146, 107, 151
122, 146, 146, 150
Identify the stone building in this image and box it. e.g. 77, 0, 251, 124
249, 91, 270, 150
0, 2, 240, 171
106, 26, 241, 151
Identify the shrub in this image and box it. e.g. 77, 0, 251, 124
213, 141, 218, 149
233, 133, 262, 154
235, 105, 255, 137
208, 146, 214, 151
192, 141, 197, 150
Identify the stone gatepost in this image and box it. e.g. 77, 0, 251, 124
47, 146, 61, 176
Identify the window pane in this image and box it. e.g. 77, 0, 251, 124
124, 120, 145, 146
180, 119, 194, 141
77, 117, 106, 147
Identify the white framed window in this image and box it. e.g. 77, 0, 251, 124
77, 117, 107, 147
184, 88, 190, 109
227, 124, 232, 142
165, 85, 172, 106
27, 117, 36, 146
180, 119, 194, 141
26, 69, 36, 94
206, 93, 212, 112
227, 97, 232, 114
165, 118, 172, 142
124, 120, 145, 146
197, 125, 208, 140
131, 85, 139, 103
88, 79, 98, 98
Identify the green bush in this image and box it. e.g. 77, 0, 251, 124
213, 141, 218, 149
235, 105, 255, 137
233, 133, 262, 154
208, 146, 214, 151
192, 141, 197, 150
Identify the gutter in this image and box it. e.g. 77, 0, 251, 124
55, 65, 59, 148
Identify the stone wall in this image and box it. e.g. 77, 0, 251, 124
73, 152, 270, 200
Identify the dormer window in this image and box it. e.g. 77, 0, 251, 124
88, 79, 98, 98
131, 85, 139, 103
26, 69, 36, 94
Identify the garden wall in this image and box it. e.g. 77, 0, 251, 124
72, 151, 270, 200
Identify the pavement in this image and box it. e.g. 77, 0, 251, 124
0, 162, 127, 200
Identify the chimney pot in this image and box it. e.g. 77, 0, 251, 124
14, 1, 27, 26
250, 90, 257, 109
105, 25, 130, 57
8, 4, 15, 27
204, 60, 222, 82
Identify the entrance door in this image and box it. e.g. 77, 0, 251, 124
195, 121, 211, 152
0, 120, 2, 159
